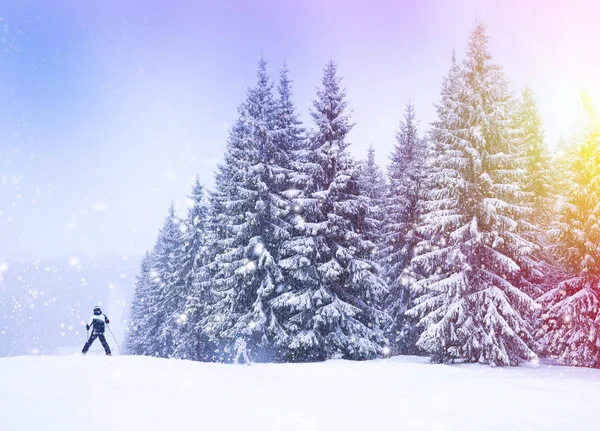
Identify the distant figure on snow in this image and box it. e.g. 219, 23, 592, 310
233, 333, 251, 365
82, 306, 112, 356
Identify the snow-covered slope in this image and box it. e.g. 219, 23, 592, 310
2, 354, 599, 431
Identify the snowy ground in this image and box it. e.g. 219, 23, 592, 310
2, 353, 599, 431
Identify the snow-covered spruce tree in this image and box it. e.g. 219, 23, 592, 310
145, 203, 184, 358
203, 59, 293, 362
359, 145, 387, 207
172, 178, 211, 360
382, 103, 427, 355
124, 252, 152, 355
273, 62, 305, 160
273, 59, 388, 362
537, 97, 600, 368
407, 24, 538, 366
260, 62, 311, 360
125, 205, 183, 357
512, 87, 556, 295
358, 144, 387, 248
514, 87, 555, 228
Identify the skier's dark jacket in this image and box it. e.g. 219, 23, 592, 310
86, 309, 110, 334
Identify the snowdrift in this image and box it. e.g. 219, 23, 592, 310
1, 354, 599, 431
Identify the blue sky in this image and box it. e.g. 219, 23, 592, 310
1, 0, 598, 259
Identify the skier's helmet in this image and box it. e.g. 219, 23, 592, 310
93, 306, 102, 315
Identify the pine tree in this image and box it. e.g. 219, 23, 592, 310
125, 252, 152, 355
501, 88, 551, 297
358, 145, 387, 248
382, 103, 426, 354
514, 87, 555, 227
125, 205, 183, 357
538, 95, 600, 367
273, 59, 388, 361
172, 178, 211, 360
407, 24, 538, 366
274, 62, 305, 160
257, 62, 311, 360
203, 59, 293, 362
359, 145, 387, 204
146, 203, 184, 357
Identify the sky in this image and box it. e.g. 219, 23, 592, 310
0, 0, 599, 260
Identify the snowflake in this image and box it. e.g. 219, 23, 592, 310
150, 269, 161, 282
253, 242, 264, 256
92, 202, 107, 212
382, 346, 391, 356
69, 257, 79, 266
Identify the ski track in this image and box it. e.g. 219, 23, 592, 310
1, 354, 599, 431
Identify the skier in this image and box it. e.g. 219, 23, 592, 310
82, 306, 112, 356
233, 333, 251, 365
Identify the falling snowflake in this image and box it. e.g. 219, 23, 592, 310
92, 202, 107, 212
295, 215, 305, 229
253, 242, 264, 256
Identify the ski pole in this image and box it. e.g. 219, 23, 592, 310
107, 324, 120, 349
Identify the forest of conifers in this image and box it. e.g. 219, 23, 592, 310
125, 22, 600, 368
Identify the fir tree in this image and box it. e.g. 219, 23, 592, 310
538, 95, 600, 367
146, 203, 184, 358
358, 145, 387, 248
273, 59, 388, 362
274, 62, 305, 160
359, 145, 387, 204
203, 59, 293, 362
512, 87, 555, 295
125, 252, 152, 355
172, 178, 211, 360
260, 62, 311, 359
382, 103, 426, 354
407, 24, 538, 366
514, 87, 554, 227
